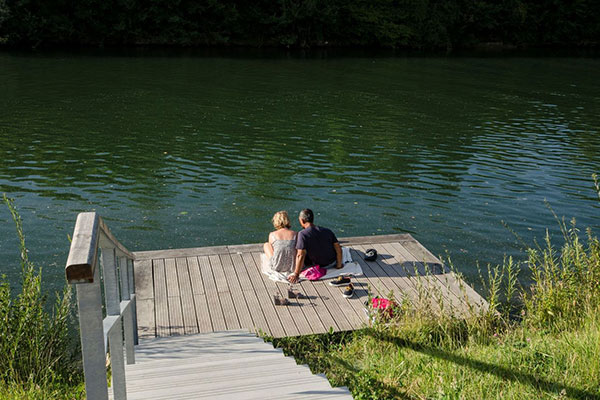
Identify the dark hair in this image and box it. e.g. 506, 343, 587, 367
299, 208, 314, 223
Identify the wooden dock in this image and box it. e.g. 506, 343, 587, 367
66, 215, 489, 399
133, 234, 488, 340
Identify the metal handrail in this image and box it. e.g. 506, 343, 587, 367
66, 212, 137, 400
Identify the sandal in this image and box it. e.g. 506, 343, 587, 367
288, 288, 307, 299
274, 294, 290, 306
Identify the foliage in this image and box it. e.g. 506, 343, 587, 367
0, 194, 82, 394
0, 381, 85, 400
0, 0, 598, 49
268, 175, 600, 399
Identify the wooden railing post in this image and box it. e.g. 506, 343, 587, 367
101, 248, 127, 400
76, 266, 109, 400
109, 318, 127, 400
66, 212, 137, 400
102, 248, 120, 315
120, 257, 135, 364
128, 258, 139, 345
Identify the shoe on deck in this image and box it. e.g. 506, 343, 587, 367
288, 288, 307, 299
329, 276, 351, 287
274, 294, 290, 306
342, 284, 354, 298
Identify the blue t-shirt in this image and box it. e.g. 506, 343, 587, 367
296, 225, 338, 266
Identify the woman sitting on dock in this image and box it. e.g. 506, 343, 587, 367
263, 211, 297, 274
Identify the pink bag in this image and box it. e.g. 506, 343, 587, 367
300, 265, 327, 281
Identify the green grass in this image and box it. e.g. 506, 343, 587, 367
0, 194, 83, 399
0, 382, 85, 400
269, 175, 600, 399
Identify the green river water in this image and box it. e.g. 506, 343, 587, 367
1, 51, 599, 294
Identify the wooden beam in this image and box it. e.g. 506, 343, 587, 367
66, 212, 99, 283
66, 212, 135, 283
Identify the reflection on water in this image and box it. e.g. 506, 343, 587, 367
0, 53, 599, 292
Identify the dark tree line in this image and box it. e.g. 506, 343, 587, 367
0, 0, 598, 50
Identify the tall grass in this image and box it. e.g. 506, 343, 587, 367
269, 175, 600, 399
0, 194, 82, 397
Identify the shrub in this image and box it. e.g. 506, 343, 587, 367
0, 194, 81, 391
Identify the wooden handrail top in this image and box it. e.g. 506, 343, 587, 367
65, 212, 134, 283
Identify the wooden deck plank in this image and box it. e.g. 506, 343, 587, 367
240, 252, 286, 338
354, 245, 411, 300
248, 253, 300, 337
219, 254, 254, 331
371, 243, 434, 303
339, 233, 412, 246
164, 258, 180, 296
244, 252, 299, 337
175, 258, 199, 335
134, 259, 154, 300
316, 263, 366, 330
208, 255, 241, 330
133, 234, 413, 261
249, 252, 308, 337
192, 294, 213, 333
134, 245, 230, 260
197, 256, 227, 332
294, 279, 326, 334
398, 240, 488, 313
399, 238, 442, 264
368, 243, 421, 302
136, 298, 155, 340
382, 243, 441, 300
310, 277, 354, 332
187, 256, 205, 295
328, 249, 370, 327
319, 278, 365, 330
378, 241, 466, 316
379, 242, 447, 313
297, 278, 339, 333
152, 259, 170, 338
230, 253, 270, 336
165, 258, 184, 335
186, 257, 212, 332
349, 249, 388, 298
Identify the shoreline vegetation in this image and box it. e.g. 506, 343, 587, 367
0, 194, 83, 400
0, 0, 599, 51
1, 175, 599, 399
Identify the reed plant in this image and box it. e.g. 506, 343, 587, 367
269, 176, 600, 399
0, 194, 83, 398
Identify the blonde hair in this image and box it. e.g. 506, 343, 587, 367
272, 211, 291, 230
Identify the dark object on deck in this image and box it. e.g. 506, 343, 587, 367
288, 288, 307, 299
342, 284, 355, 298
364, 248, 377, 261
329, 276, 351, 286
274, 294, 290, 306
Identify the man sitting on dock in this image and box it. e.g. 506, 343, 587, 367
287, 209, 342, 284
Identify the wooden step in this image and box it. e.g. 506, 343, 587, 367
110, 330, 353, 400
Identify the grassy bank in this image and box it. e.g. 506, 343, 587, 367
270, 176, 600, 399
0, 194, 84, 400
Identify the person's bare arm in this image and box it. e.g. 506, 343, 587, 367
288, 249, 306, 283
334, 242, 343, 269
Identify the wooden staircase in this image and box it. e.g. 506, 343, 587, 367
113, 330, 353, 399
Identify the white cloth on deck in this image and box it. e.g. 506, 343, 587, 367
260, 253, 299, 283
